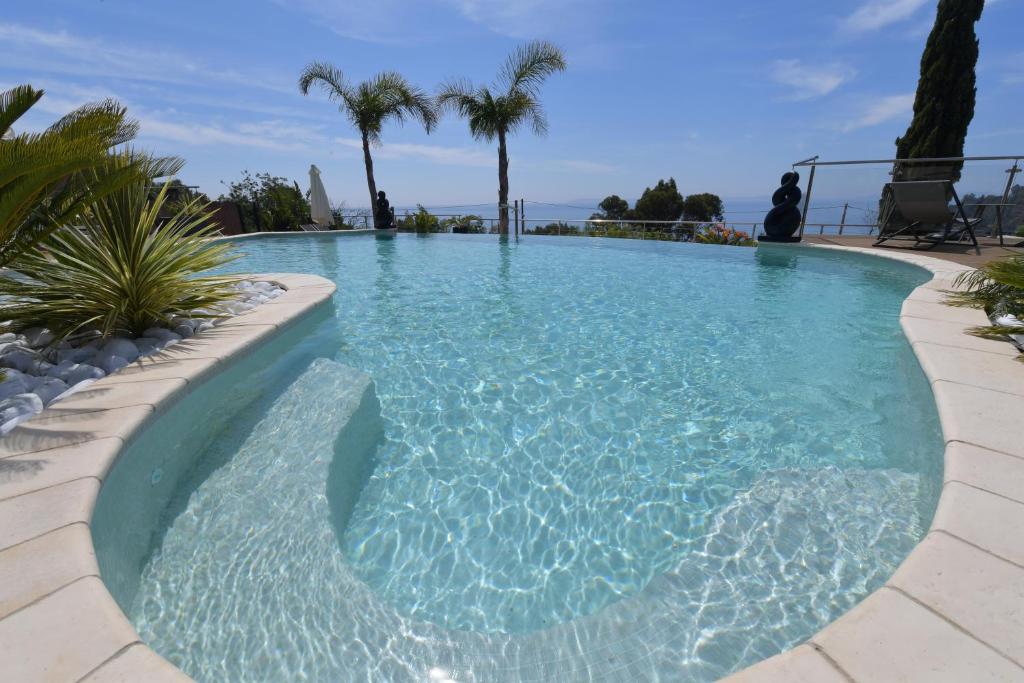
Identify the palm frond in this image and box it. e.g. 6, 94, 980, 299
0, 85, 153, 267
298, 61, 352, 104
0, 170, 239, 339
0, 84, 44, 138
498, 40, 567, 97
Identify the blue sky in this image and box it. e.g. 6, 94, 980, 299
2, 0, 1022, 210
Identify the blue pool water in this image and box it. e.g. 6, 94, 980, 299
93, 235, 942, 681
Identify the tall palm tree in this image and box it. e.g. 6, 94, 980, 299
299, 65, 437, 226
0, 85, 170, 267
437, 41, 566, 234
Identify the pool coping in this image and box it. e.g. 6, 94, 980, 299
0, 272, 336, 682
1, 239, 1022, 681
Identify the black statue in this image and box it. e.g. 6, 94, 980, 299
762, 172, 802, 242
375, 191, 394, 229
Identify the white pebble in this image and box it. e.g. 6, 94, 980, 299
32, 377, 68, 405
102, 338, 140, 363
0, 393, 44, 435
143, 328, 182, 343
0, 374, 31, 401
22, 327, 54, 348
65, 363, 105, 385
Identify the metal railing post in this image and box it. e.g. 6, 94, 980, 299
798, 162, 816, 239
838, 203, 848, 235
997, 160, 1021, 245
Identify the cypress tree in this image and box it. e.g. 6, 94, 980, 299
895, 0, 984, 178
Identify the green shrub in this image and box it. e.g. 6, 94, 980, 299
695, 224, 756, 246
0, 163, 239, 340
947, 255, 1024, 356
0, 84, 174, 267
399, 205, 441, 233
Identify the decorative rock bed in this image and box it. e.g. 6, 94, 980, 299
0, 280, 284, 434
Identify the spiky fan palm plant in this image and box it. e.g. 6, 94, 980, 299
0, 156, 239, 340
0, 84, 167, 267
437, 41, 566, 234
298, 66, 436, 226
946, 256, 1024, 357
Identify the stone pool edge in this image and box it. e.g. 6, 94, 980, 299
726, 243, 1024, 682
0, 272, 336, 683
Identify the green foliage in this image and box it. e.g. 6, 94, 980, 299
437, 41, 566, 233
0, 165, 238, 339
591, 195, 630, 221
634, 178, 684, 223
947, 256, 1024, 353
399, 205, 442, 233
442, 214, 485, 233
895, 0, 984, 180
219, 170, 310, 232
961, 185, 1024, 236
695, 224, 756, 246
0, 84, 178, 267
1016, 225, 1024, 238
299, 64, 436, 222
682, 193, 724, 222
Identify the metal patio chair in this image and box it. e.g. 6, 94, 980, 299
875, 180, 981, 253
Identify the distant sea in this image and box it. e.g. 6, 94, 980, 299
364, 197, 884, 236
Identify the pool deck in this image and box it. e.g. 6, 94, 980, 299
802, 234, 1022, 269
0, 238, 1022, 682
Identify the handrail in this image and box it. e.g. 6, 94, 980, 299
794, 155, 1024, 167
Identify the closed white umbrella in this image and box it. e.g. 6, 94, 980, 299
308, 164, 333, 226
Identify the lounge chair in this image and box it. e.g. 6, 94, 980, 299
299, 223, 319, 232
875, 180, 981, 253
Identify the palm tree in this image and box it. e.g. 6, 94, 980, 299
298, 65, 437, 226
0, 85, 170, 267
437, 41, 566, 234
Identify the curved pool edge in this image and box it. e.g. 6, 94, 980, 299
0, 272, 336, 683
725, 244, 1024, 681
2, 238, 1022, 682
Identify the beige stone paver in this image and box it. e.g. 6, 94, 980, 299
0, 523, 97, 619
930, 482, 1024, 566
721, 645, 846, 682
931, 380, 1024, 459
0, 405, 153, 459
0, 478, 99, 551
902, 298, 993, 325
888, 532, 1024, 667
223, 299, 323, 328
48, 378, 188, 415
95, 357, 222, 386
901, 315, 1020, 356
913, 342, 1024, 396
82, 643, 191, 682
0, 437, 122, 501
0, 577, 139, 682
944, 441, 1024, 504
811, 587, 1023, 681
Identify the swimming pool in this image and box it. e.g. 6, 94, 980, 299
93, 235, 943, 681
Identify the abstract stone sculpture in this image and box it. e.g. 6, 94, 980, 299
762, 172, 803, 242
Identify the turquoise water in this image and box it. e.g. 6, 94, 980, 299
93, 235, 943, 682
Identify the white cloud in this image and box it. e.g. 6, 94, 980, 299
841, 0, 931, 32
336, 137, 493, 166
271, 0, 454, 44
139, 117, 322, 152
0, 23, 292, 94
770, 59, 855, 99
842, 93, 914, 131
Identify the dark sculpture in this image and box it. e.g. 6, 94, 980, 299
762, 172, 802, 242
375, 191, 394, 229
